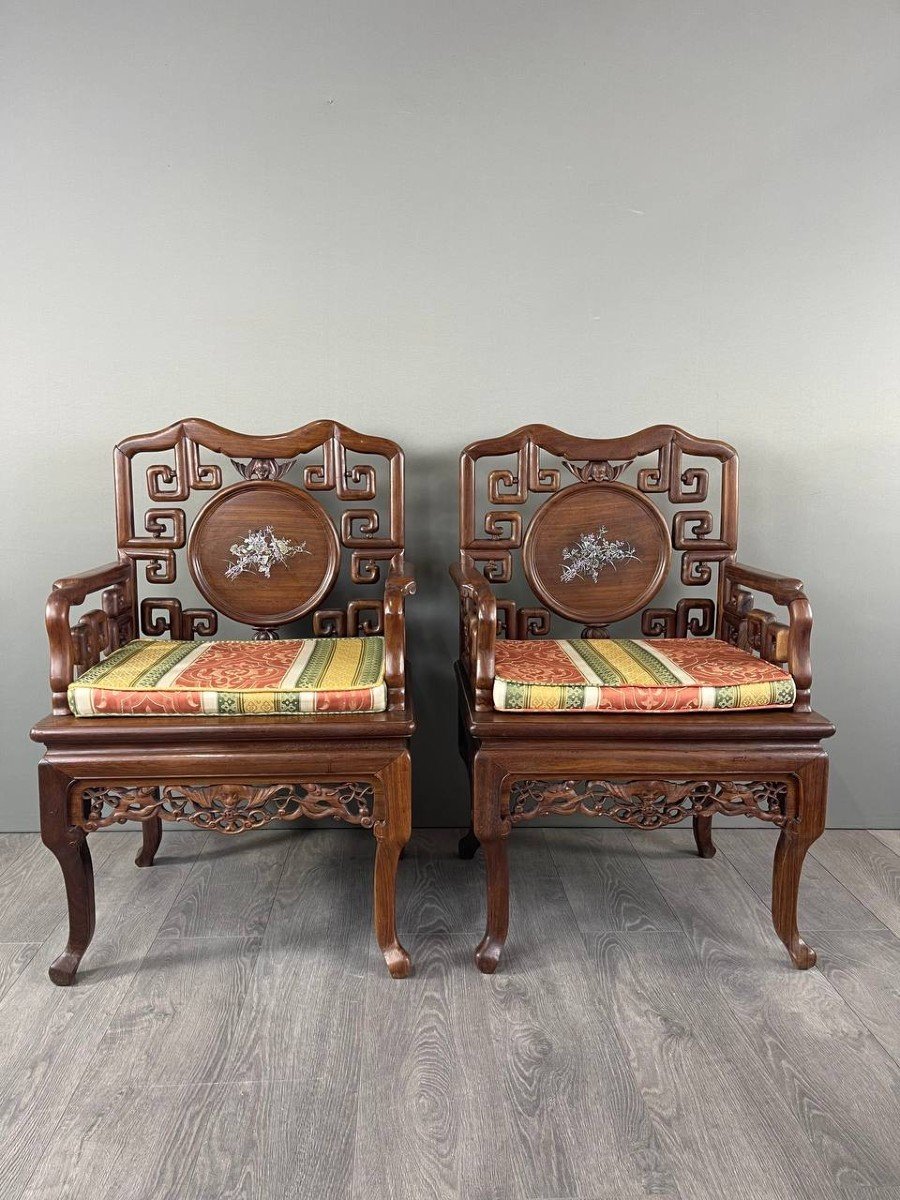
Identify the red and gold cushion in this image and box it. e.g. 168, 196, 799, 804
68, 638, 387, 717
493, 638, 795, 713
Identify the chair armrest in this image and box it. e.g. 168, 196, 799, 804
382, 562, 416, 710
722, 561, 813, 711
724, 562, 806, 606
450, 563, 498, 709
46, 561, 134, 715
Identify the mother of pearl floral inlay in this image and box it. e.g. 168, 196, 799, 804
560, 526, 640, 584
225, 526, 311, 580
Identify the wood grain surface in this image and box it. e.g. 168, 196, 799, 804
4, 826, 900, 1200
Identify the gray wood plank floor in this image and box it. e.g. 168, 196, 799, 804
2, 827, 899, 1200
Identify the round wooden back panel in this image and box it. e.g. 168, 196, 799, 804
188, 481, 340, 627
522, 481, 671, 624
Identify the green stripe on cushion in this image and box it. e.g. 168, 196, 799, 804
617, 639, 684, 685
565, 640, 627, 685
293, 639, 338, 689
73, 640, 150, 685
356, 636, 384, 686
133, 642, 198, 686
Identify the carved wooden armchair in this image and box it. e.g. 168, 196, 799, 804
31, 418, 415, 983
452, 425, 835, 973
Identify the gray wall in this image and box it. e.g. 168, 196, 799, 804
3, 1, 899, 830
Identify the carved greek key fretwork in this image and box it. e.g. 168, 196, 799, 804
146, 438, 222, 502
313, 609, 347, 636
463, 427, 737, 625
70, 577, 135, 674
313, 600, 385, 637
350, 549, 399, 585
483, 511, 522, 546
487, 468, 522, 504
348, 599, 384, 635
494, 599, 515, 639
493, 600, 552, 639
302, 441, 378, 501
721, 579, 755, 647
505, 778, 792, 830
115, 419, 405, 635
70, 573, 135, 672
635, 444, 709, 502
140, 598, 218, 640
642, 597, 715, 639
721, 580, 789, 665
487, 444, 562, 505
337, 462, 377, 501
70, 611, 116, 672
747, 610, 790, 664
341, 509, 380, 546
464, 551, 511, 585
73, 781, 376, 835
142, 509, 186, 547
129, 550, 177, 585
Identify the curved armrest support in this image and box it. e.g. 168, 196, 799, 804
450, 563, 498, 709
723, 561, 813, 711
46, 561, 134, 715
725, 562, 806, 607
383, 562, 416, 710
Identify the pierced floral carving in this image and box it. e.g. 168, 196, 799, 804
74, 782, 376, 834
560, 526, 640, 583
506, 778, 791, 829
230, 457, 295, 481
225, 526, 311, 580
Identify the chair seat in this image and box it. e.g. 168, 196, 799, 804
68, 637, 387, 716
492, 637, 796, 712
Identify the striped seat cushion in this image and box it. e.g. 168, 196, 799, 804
493, 638, 795, 713
68, 638, 387, 716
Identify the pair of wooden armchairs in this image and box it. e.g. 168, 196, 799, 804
31, 419, 834, 985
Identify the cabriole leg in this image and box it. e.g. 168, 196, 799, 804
473, 756, 509, 974
693, 814, 716, 858
39, 763, 95, 986
373, 751, 412, 979
772, 758, 828, 969
135, 815, 162, 867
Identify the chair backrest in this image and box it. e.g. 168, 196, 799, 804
114, 418, 404, 639
458, 424, 738, 639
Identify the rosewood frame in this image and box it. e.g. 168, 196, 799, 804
32, 418, 415, 983
452, 424, 835, 973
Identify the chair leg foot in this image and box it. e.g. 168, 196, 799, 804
459, 825, 480, 860
475, 836, 509, 973
40, 765, 96, 988
382, 942, 412, 979
48, 951, 83, 987
785, 934, 817, 970
135, 816, 162, 867
374, 835, 411, 978
693, 815, 716, 859
373, 751, 412, 979
772, 823, 820, 970
475, 934, 503, 974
